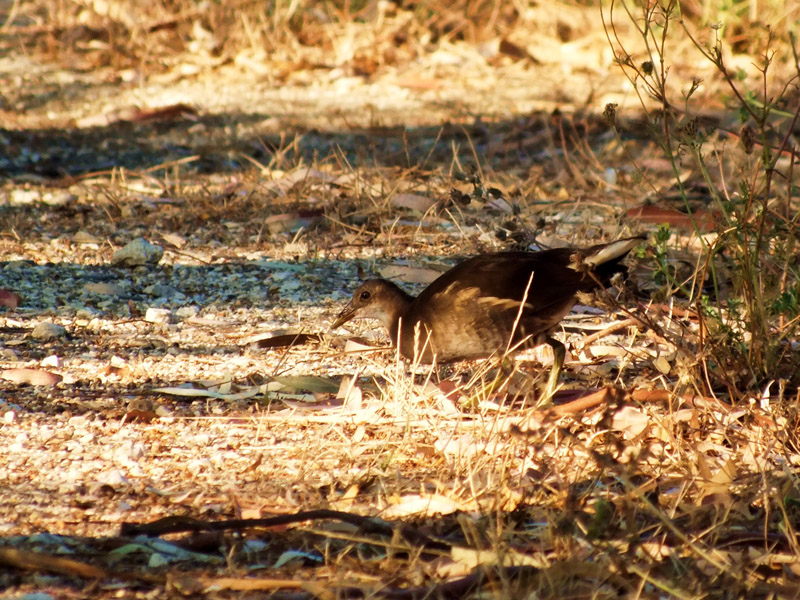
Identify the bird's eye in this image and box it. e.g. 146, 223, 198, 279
359, 291, 371, 301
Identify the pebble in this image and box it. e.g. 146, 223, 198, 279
0, 348, 19, 361
41, 190, 76, 206
95, 468, 128, 488
112, 238, 164, 266
31, 322, 66, 341
15, 593, 56, 600
84, 282, 126, 296
145, 307, 172, 324
75, 307, 102, 319
68, 415, 89, 427
5, 259, 34, 270
144, 283, 179, 298
115, 440, 146, 462
41, 355, 61, 367
9, 189, 40, 205
73, 230, 102, 244
175, 306, 198, 319
149, 553, 169, 568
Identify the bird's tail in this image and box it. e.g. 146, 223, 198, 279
582, 236, 645, 267
569, 235, 645, 284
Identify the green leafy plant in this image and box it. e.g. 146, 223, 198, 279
602, 0, 800, 399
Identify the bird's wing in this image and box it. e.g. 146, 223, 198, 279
416, 250, 584, 315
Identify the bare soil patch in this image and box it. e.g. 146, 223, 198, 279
2, 1, 800, 598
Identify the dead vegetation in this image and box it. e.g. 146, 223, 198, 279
1, 0, 800, 598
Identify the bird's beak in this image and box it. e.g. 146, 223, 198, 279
330, 301, 357, 331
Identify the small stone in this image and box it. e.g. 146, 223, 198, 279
175, 306, 198, 319
68, 415, 89, 427
115, 440, 146, 461
148, 553, 169, 568
126, 397, 153, 413
144, 307, 171, 324
0, 348, 19, 361
73, 231, 102, 244
247, 288, 269, 303
112, 238, 164, 266
84, 282, 126, 296
4, 259, 34, 270
4, 410, 16, 423
75, 307, 101, 319
32, 322, 66, 341
78, 432, 95, 444
144, 283, 179, 298
155, 405, 174, 417
10, 189, 40, 205
16, 593, 56, 600
95, 468, 127, 488
41, 355, 61, 368
42, 190, 76, 206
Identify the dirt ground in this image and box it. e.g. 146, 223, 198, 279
2, 2, 800, 598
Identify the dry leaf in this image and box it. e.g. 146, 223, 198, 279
498, 37, 534, 61
611, 405, 650, 438
696, 454, 736, 507
652, 355, 671, 374
1, 368, 62, 385
270, 375, 339, 394
578, 344, 628, 362
330, 484, 360, 511
0, 290, 21, 309
379, 264, 441, 284
248, 331, 322, 349
263, 213, 310, 234
451, 546, 544, 569
626, 205, 715, 231
351, 424, 366, 443
343, 338, 380, 354
337, 375, 363, 410
72, 231, 102, 244
391, 193, 436, 212
75, 103, 197, 128
159, 232, 187, 248
392, 76, 442, 90
123, 409, 158, 423
383, 494, 460, 518
261, 167, 336, 193
152, 385, 264, 401
435, 433, 482, 458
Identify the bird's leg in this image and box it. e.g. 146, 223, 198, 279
461, 356, 517, 409
539, 336, 565, 404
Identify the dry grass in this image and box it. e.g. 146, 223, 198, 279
1, 0, 800, 598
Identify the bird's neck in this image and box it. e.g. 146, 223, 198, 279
382, 284, 415, 341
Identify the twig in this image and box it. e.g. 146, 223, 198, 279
120, 509, 452, 553
575, 317, 639, 351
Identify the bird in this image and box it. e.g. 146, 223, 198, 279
331, 236, 644, 397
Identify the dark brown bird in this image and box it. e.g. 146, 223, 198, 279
332, 236, 643, 395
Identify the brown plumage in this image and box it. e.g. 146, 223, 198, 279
332, 237, 643, 369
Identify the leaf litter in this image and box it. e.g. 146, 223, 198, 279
1, 2, 800, 598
